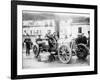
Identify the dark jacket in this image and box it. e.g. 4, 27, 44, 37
24, 38, 33, 49
76, 36, 87, 45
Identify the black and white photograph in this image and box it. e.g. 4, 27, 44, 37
11, 1, 97, 79
22, 11, 90, 69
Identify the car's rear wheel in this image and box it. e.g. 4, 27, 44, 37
76, 43, 89, 59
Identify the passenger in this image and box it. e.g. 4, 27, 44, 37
45, 30, 52, 39
45, 30, 52, 47
53, 32, 58, 42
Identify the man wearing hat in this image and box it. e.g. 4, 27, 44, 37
76, 27, 87, 45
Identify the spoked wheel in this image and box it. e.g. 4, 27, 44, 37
76, 43, 89, 59
33, 45, 39, 57
58, 45, 72, 64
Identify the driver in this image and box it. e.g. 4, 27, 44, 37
76, 33, 87, 45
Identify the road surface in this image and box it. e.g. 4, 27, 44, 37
22, 50, 90, 69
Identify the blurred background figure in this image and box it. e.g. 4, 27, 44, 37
24, 34, 33, 56
87, 31, 90, 48
45, 30, 52, 39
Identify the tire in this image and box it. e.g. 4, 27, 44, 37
58, 45, 72, 64
76, 43, 89, 59
33, 45, 39, 57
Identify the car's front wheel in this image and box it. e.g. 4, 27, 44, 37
58, 45, 72, 64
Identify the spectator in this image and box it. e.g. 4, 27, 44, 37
24, 34, 33, 56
